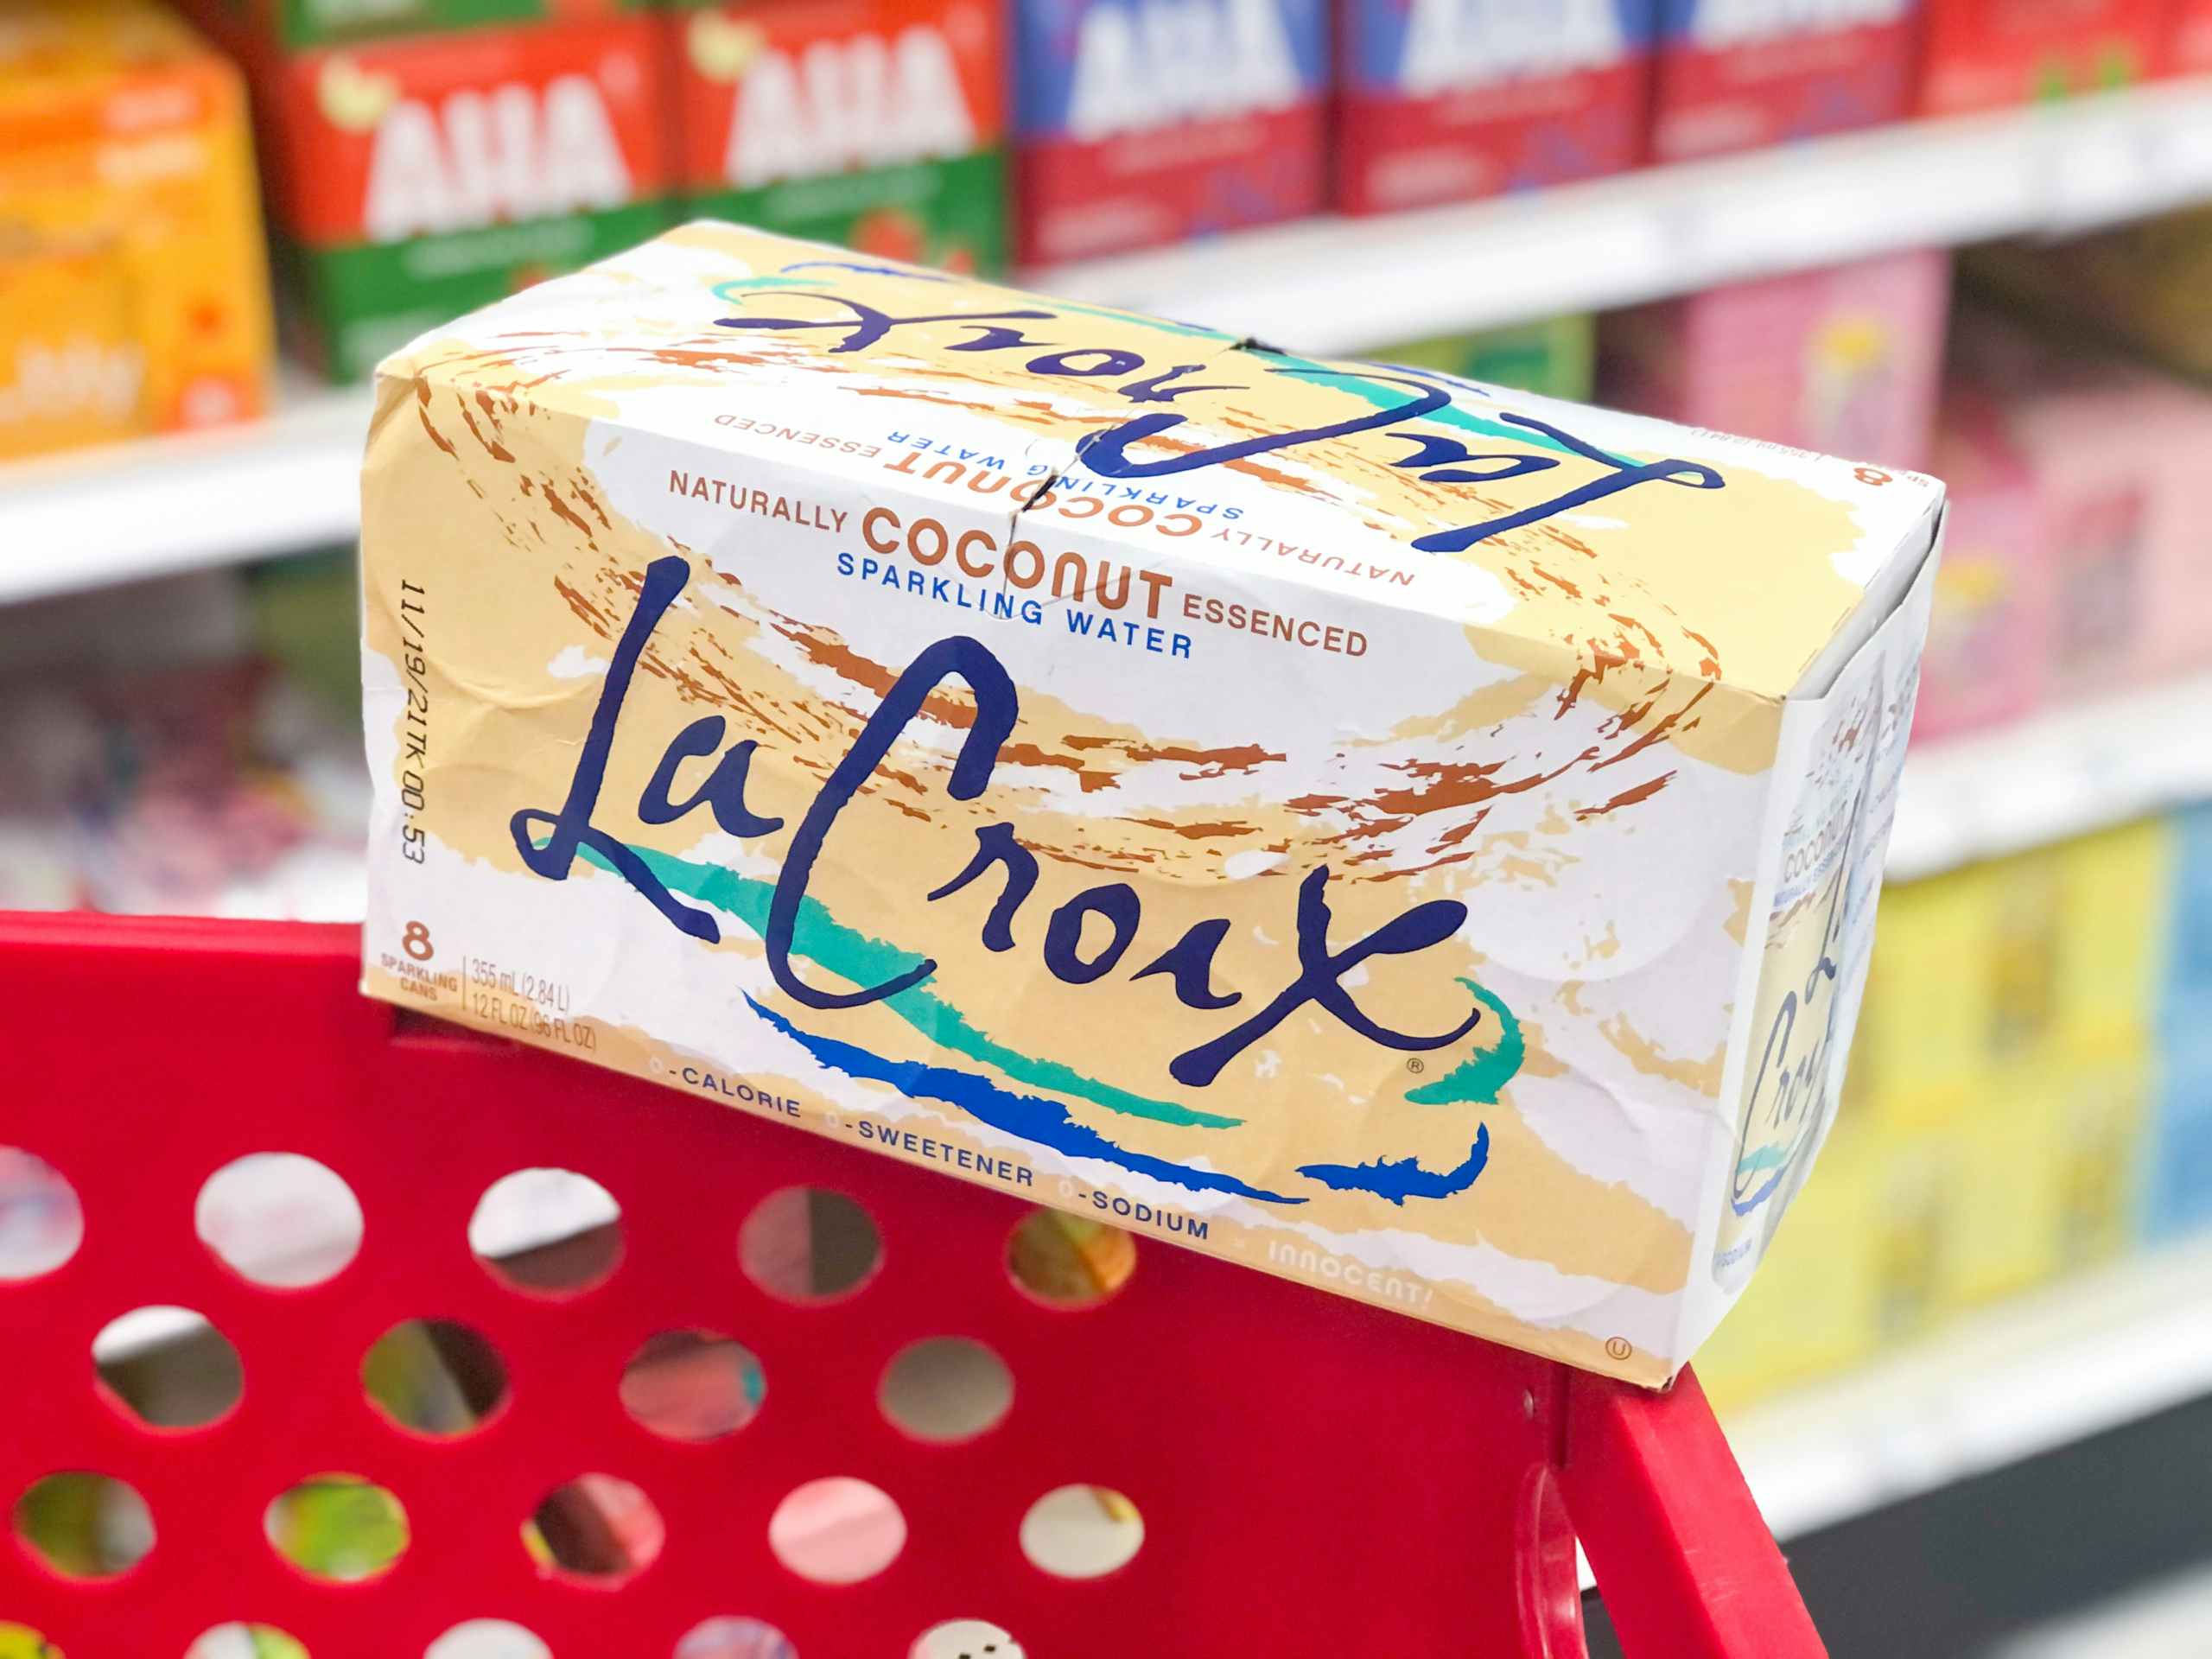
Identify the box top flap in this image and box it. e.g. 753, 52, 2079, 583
379, 220, 1946, 702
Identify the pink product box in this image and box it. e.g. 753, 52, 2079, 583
1910, 393, 2052, 744
1950, 309, 2212, 696
1600, 247, 1951, 474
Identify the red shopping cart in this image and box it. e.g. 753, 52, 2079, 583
0, 912, 1825, 1657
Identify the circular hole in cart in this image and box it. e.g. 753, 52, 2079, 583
525, 1473, 664, 1585
740, 1187, 881, 1303
0, 1147, 83, 1281
264, 1475, 409, 1582
470, 1169, 624, 1297
1005, 1210, 1135, 1308
93, 1306, 244, 1430
186, 1627, 308, 1659
426, 1621, 552, 1659
879, 1337, 1014, 1443
912, 1619, 1024, 1659
195, 1153, 363, 1289
621, 1330, 766, 1442
768, 1477, 906, 1585
674, 1618, 798, 1658
12, 1471, 155, 1580
1020, 1484, 1144, 1580
363, 1319, 510, 1439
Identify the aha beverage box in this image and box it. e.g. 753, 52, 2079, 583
247, 16, 672, 381
359, 223, 1942, 1384
1917, 0, 2163, 114
1336, 0, 1655, 217
0, 0, 273, 462
1650, 0, 1918, 162
671, 0, 1008, 275
1013, 0, 1327, 264
2167, 0, 2212, 75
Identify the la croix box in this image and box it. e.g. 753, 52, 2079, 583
360, 224, 1941, 1384
1335, 0, 1655, 216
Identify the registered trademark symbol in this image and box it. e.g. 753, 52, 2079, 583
1605, 1337, 1633, 1362
1406, 1058, 1426, 1075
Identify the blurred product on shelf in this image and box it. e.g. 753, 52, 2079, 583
0, 562, 367, 918
1911, 389, 2051, 742
2149, 805, 2212, 1239
1649, 0, 1919, 162
1948, 304, 2212, 696
671, 0, 1007, 272
1700, 813, 2189, 1413
175, 0, 657, 49
1599, 246, 1950, 471
2165, 0, 2212, 73
1013, 0, 1327, 263
1333, 0, 1653, 217
1368, 314, 1597, 400
1916, 0, 2164, 115
1961, 206, 2212, 378
219, 13, 675, 380
0, 0, 273, 462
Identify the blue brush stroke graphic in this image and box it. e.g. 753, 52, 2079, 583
1297, 1125, 1491, 1206
748, 996, 1306, 1206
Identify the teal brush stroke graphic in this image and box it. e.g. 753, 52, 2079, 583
577, 840, 1240, 1132
1290, 980, 1519, 1202
1734, 1144, 1794, 1176
1406, 981, 1524, 1106
1268, 354, 1623, 467
749, 996, 1304, 1206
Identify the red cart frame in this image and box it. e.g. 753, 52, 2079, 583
0, 912, 1825, 1657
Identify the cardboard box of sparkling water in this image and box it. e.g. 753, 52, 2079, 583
671, 0, 1008, 273
1335, 0, 1655, 216
247, 18, 674, 381
1649, 0, 1919, 162
1916, 0, 2164, 114
358, 223, 1942, 1384
1014, 0, 1327, 264
0, 0, 273, 461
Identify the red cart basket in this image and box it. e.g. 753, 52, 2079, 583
0, 912, 1826, 1657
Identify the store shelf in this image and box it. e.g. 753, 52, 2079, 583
1886, 672, 2212, 881
1039, 79, 2212, 348
4, 85, 2212, 602
0, 379, 371, 607
1726, 1235, 2212, 1542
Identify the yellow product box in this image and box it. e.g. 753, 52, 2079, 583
1849, 866, 1994, 1120
2052, 817, 2175, 1043
0, 0, 272, 462
1937, 1065, 2069, 1311
1857, 1089, 1964, 1342
2048, 1026, 2151, 1270
1694, 1125, 1885, 1414
359, 224, 1942, 1384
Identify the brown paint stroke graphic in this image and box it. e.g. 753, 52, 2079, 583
1129, 818, 1260, 842
1587, 682, 1714, 774
454, 396, 513, 462
770, 620, 977, 732
1575, 772, 1676, 820
542, 482, 594, 540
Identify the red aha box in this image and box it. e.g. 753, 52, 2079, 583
1651, 0, 1920, 162
1917, 0, 2165, 114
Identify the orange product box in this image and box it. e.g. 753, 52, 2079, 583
1917, 0, 2166, 115
0, 0, 274, 461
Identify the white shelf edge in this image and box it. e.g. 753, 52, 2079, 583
0, 380, 373, 607
1033, 79, 2212, 348
1885, 671, 2212, 881
1725, 1234, 2212, 1542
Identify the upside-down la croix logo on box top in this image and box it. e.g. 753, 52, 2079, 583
498, 258, 1732, 1211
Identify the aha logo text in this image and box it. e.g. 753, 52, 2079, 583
728, 29, 978, 186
